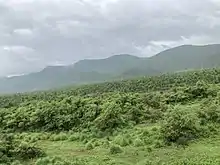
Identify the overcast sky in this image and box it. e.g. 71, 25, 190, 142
0, 0, 220, 77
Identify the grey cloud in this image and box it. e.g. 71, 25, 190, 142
0, 0, 220, 76
13, 29, 33, 36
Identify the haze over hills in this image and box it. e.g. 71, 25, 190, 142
0, 44, 220, 94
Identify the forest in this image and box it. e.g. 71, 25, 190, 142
1, 68, 220, 164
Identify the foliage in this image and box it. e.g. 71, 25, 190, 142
198, 103, 220, 124
35, 156, 87, 165
0, 134, 45, 164
85, 142, 94, 150
109, 145, 123, 155
1, 68, 220, 164
114, 135, 130, 147
161, 105, 202, 144
133, 138, 144, 147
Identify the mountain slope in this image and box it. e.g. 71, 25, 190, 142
73, 54, 142, 74
146, 44, 220, 72
0, 69, 114, 93
0, 44, 220, 93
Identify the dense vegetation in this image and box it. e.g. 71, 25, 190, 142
1, 68, 220, 164
1, 44, 220, 93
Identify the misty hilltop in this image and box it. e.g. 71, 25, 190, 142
0, 44, 220, 94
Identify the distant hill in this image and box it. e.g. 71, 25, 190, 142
73, 54, 142, 74
0, 44, 220, 93
145, 44, 220, 72
0, 69, 114, 93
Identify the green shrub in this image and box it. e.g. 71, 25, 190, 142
153, 140, 164, 148
187, 80, 209, 98
0, 134, 45, 163
102, 140, 110, 148
109, 145, 123, 154
151, 127, 158, 132
85, 142, 94, 150
68, 135, 79, 141
176, 136, 190, 147
13, 141, 46, 160
198, 104, 220, 124
0, 155, 11, 164
29, 136, 38, 143
114, 135, 130, 147
35, 157, 51, 165
146, 146, 153, 152
93, 140, 100, 147
39, 133, 51, 140
79, 134, 87, 142
51, 133, 68, 141
141, 130, 150, 137
95, 102, 127, 131
136, 159, 153, 165
35, 156, 87, 165
82, 139, 88, 144
133, 138, 144, 147
161, 105, 202, 144
11, 160, 22, 165
58, 133, 68, 141
52, 135, 61, 141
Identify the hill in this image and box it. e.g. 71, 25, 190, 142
145, 44, 220, 72
73, 54, 142, 74
0, 44, 220, 93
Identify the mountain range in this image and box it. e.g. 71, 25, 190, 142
1, 44, 220, 93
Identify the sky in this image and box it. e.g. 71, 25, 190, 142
0, 0, 220, 77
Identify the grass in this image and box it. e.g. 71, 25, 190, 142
9, 101, 220, 165
24, 128, 220, 165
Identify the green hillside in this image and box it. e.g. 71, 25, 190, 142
2, 68, 220, 164
0, 44, 220, 93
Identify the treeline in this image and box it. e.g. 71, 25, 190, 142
0, 81, 218, 133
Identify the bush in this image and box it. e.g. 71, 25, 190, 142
0, 134, 45, 163
146, 146, 153, 152
153, 140, 164, 148
161, 105, 202, 144
93, 140, 100, 147
68, 134, 79, 141
136, 159, 153, 165
95, 102, 127, 132
109, 145, 123, 155
39, 133, 51, 140
35, 156, 87, 165
133, 138, 144, 147
52, 133, 68, 141
141, 130, 150, 137
114, 135, 130, 147
11, 160, 22, 165
198, 104, 220, 124
13, 141, 46, 160
79, 134, 87, 142
102, 140, 110, 148
85, 142, 94, 150
29, 136, 39, 143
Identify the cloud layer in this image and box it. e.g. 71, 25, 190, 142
0, 0, 220, 76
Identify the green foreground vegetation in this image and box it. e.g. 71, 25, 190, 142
2, 68, 220, 164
